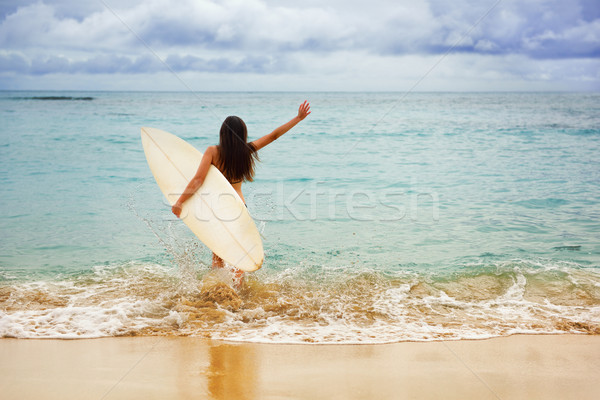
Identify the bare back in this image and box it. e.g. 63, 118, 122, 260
212, 146, 246, 203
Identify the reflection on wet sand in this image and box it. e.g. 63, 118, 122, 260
207, 344, 257, 400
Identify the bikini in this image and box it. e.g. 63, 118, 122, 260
227, 178, 247, 207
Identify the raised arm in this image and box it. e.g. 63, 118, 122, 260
250, 101, 311, 151
172, 145, 217, 218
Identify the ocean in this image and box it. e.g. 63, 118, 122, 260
1, 91, 599, 343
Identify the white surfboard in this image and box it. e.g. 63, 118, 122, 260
141, 127, 263, 272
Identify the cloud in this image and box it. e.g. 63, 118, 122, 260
0, 53, 156, 75
523, 19, 600, 59
0, 0, 598, 90
0, 52, 29, 72
165, 54, 293, 74
2, 0, 598, 58
0, 51, 293, 75
0, 0, 353, 54
0, 2, 132, 52
379, 0, 600, 58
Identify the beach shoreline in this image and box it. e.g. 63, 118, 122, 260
1, 334, 598, 399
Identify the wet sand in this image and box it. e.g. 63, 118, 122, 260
1, 334, 599, 399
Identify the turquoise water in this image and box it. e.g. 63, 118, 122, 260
1, 91, 599, 342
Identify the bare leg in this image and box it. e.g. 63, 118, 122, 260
212, 253, 244, 286
212, 253, 225, 269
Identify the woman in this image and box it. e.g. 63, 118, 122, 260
172, 100, 311, 283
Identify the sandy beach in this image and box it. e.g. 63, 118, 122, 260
1, 334, 598, 399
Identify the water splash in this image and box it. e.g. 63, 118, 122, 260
127, 188, 205, 295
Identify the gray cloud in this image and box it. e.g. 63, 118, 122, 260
0, 0, 598, 91
0, 52, 29, 72
0, 53, 158, 75
0, 52, 292, 75
379, 0, 600, 58
165, 54, 289, 74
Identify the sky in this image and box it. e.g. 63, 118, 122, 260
0, 0, 598, 91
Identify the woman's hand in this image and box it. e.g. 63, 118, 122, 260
297, 100, 311, 120
172, 203, 182, 218
249, 101, 311, 151
170, 148, 215, 219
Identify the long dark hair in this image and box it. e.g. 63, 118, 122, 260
217, 116, 259, 182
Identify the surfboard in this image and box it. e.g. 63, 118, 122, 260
141, 127, 264, 272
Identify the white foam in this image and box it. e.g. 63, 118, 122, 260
2, 260, 599, 343
0, 297, 176, 338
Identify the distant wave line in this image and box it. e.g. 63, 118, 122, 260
11, 96, 94, 101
